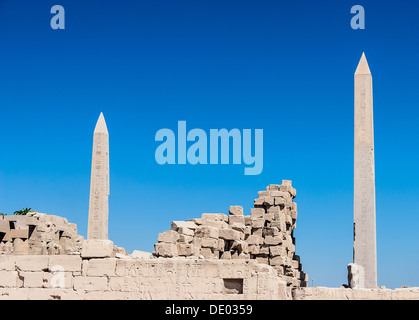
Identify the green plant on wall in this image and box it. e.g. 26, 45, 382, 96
13, 208, 34, 215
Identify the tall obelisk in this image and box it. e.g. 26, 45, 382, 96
353, 53, 377, 288
87, 112, 110, 240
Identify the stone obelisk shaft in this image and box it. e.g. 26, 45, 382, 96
87, 113, 110, 240
353, 53, 377, 288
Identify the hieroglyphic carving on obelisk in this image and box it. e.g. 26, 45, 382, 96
87, 112, 110, 240
353, 53, 377, 288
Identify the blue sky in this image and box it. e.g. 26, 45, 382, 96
1, 0, 418, 288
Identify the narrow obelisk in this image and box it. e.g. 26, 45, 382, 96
87, 112, 110, 240
353, 53, 377, 288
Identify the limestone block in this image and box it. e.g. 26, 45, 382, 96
0, 270, 18, 287
171, 221, 197, 231
0, 256, 16, 271
158, 230, 179, 243
254, 198, 264, 206
282, 180, 292, 187
248, 245, 259, 255
85, 258, 116, 277
186, 218, 202, 225
268, 184, 281, 191
255, 256, 269, 264
244, 216, 252, 226
81, 239, 114, 258
245, 235, 262, 246
218, 239, 225, 251
291, 210, 298, 220
218, 229, 241, 241
270, 246, 286, 257
154, 243, 178, 257
229, 215, 245, 225
130, 250, 152, 259
274, 197, 285, 206
229, 206, 243, 216
10, 227, 28, 239
177, 244, 194, 256
259, 245, 269, 255
201, 213, 228, 222
263, 227, 279, 237
194, 226, 219, 239
19, 271, 44, 288
279, 185, 296, 198
258, 191, 269, 197
178, 234, 193, 243
264, 236, 282, 246
231, 223, 246, 233
220, 252, 231, 259
231, 240, 248, 253
244, 226, 251, 235
73, 276, 108, 291
252, 228, 262, 236
200, 247, 214, 259
201, 238, 219, 249
13, 238, 29, 255
348, 263, 365, 289
270, 256, 292, 267
15, 256, 49, 271
201, 220, 229, 229
263, 197, 274, 206
251, 218, 265, 228
48, 255, 82, 272
177, 227, 194, 236
0, 221, 9, 234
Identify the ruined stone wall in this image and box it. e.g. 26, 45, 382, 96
153, 181, 307, 288
0, 212, 83, 255
0, 255, 288, 300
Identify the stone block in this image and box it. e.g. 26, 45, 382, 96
0, 256, 16, 271
268, 184, 281, 191
270, 256, 292, 267
130, 250, 152, 259
177, 227, 194, 236
48, 255, 82, 272
263, 227, 279, 237
73, 276, 108, 291
194, 226, 219, 239
229, 215, 245, 225
254, 198, 264, 206
263, 197, 274, 206
0, 270, 18, 287
171, 221, 197, 231
177, 244, 194, 256
229, 206, 243, 216
154, 243, 178, 258
199, 247, 214, 259
220, 251, 231, 259
201, 213, 228, 222
244, 216, 252, 226
10, 227, 28, 239
274, 197, 285, 206
158, 230, 180, 243
259, 245, 270, 255
178, 234, 193, 243
0, 221, 9, 234
258, 191, 269, 197
201, 238, 219, 249
245, 235, 262, 246
20, 271, 44, 288
251, 218, 265, 228
252, 228, 262, 236
81, 239, 114, 258
255, 256, 269, 264
86, 258, 116, 277
231, 240, 248, 253
248, 245, 259, 255
270, 246, 286, 257
231, 223, 245, 233
15, 256, 49, 271
218, 229, 241, 241
282, 180, 292, 186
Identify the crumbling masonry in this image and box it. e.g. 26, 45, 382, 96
153, 180, 308, 288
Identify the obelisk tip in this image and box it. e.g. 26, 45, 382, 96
355, 52, 371, 75
94, 112, 108, 134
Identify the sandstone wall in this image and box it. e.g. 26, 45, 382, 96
0, 254, 288, 300
153, 181, 307, 288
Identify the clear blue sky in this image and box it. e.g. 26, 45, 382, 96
1, 0, 418, 289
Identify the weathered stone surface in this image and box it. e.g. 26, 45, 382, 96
85, 258, 116, 277
15, 256, 49, 271
218, 229, 240, 241
158, 230, 179, 243
48, 255, 82, 272
229, 206, 243, 216
87, 113, 110, 240
81, 239, 113, 258
353, 53, 377, 289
